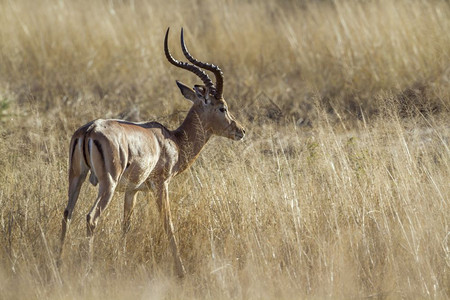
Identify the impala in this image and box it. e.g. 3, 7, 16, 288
58, 28, 246, 277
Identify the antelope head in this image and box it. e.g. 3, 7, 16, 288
164, 28, 246, 141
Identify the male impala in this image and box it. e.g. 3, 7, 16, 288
58, 28, 245, 277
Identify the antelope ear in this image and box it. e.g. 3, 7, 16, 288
176, 80, 196, 103
193, 85, 211, 104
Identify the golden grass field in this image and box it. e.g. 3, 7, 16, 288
0, 0, 449, 298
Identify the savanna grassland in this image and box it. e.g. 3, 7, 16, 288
0, 0, 449, 299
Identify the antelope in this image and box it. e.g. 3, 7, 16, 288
58, 28, 246, 277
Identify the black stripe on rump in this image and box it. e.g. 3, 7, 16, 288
93, 140, 105, 163
82, 135, 90, 168
70, 138, 78, 164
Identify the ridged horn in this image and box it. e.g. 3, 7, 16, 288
180, 28, 224, 99
164, 28, 215, 92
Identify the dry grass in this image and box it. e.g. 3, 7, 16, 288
0, 0, 449, 299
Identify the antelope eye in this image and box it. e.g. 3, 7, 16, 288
219, 107, 227, 113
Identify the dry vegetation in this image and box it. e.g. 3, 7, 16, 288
0, 0, 449, 298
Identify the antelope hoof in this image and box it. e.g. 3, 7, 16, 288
176, 262, 187, 278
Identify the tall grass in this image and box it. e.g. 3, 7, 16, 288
0, 0, 449, 298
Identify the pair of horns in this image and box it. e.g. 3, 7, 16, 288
164, 28, 224, 100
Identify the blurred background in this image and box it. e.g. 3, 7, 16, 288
0, 0, 449, 299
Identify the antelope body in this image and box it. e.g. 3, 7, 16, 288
58, 28, 245, 277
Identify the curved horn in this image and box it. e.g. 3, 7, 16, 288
164, 28, 215, 92
180, 28, 224, 99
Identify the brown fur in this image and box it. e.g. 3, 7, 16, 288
58, 75, 245, 278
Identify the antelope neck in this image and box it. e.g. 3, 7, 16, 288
172, 106, 212, 174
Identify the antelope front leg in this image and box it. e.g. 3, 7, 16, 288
123, 190, 138, 235
156, 181, 186, 278
121, 190, 138, 261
